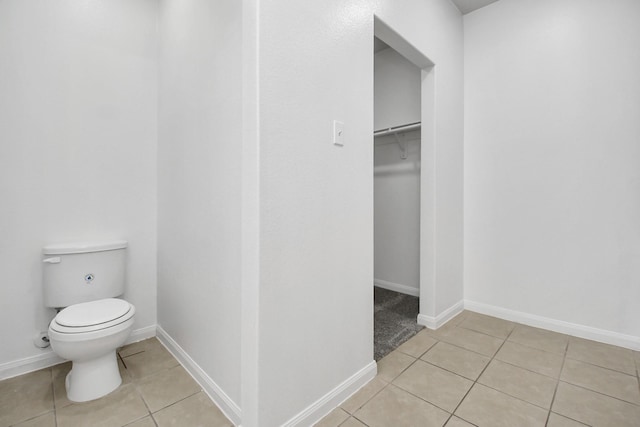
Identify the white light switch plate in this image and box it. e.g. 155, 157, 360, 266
333, 120, 345, 146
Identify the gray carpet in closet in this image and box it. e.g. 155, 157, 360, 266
374, 286, 423, 361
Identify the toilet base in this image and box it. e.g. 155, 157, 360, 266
66, 350, 122, 402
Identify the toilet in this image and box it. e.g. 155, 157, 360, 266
42, 241, 135, 402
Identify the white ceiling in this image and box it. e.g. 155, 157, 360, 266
450, 0, 500, 15
374, 0, 499, 53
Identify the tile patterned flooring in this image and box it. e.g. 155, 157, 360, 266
3, 311, 640, 427
318, 311, 640, 427
0, 338, 232, 427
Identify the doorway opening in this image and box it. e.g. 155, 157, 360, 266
373, 17, 435, 360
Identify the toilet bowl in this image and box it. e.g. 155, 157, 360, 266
48, 298, 135, 402
42, 240, 134, 402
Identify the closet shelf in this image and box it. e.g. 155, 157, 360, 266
373, 122, 421, 137
374, 122, 421, 160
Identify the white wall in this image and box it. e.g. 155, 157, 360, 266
254, 0, 463, 424
0, 2, 464, 424
373, 47, 422, 295
374, 134, 421, 294
0, 0, 158, 373
464, 0, 640, 341
374, 48, 421, 130
256, 2, 374, 423
157, 0, 242, 407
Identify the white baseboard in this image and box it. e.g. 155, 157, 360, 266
156, 326, 242, 426
374, 279, 419, 297
0, 350, 65, 381
126, 324, 157, 345
282, 361, 377, 427
417, 300, 464, 330
464, 300, 640, 351
0, 324, 158, 381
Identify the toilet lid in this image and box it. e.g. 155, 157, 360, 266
56, 298, 132, 327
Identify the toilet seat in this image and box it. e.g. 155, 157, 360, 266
50, 298, 135, 335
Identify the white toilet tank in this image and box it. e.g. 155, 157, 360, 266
42, 241, 127, 308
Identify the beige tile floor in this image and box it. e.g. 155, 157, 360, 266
318, 311, 640, 427
0, 338, 233, 427
3, 313, 640, 427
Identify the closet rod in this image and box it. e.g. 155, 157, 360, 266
373, 122, 421, 137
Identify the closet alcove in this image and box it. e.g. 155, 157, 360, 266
373, 37, 423, 360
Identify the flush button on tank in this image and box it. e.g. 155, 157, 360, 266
84, 274, 95, 283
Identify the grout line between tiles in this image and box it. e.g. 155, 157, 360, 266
557, 380, 640, 408
563, 354, 637, 377
387, 380, 460, 416
545, 334, 569, 426
395, 338, 438, 360
506, 338, 568, 356
447, 324, 512, 342
394, 318, 568, 424
353, 415, 370, 427
490, 355, 561, 380
12, 410, 56, 427
49, 365, 59, 427
472, 381, 554, 411
341, 379, 389, 415
119, 349, 146, 360
504, 332, 569, 349
339, 415, 369, 427
558, 377, 640, 407
382, 351, 420, 383
547, 411, 591, 427
636, 360, 640, 407
419, 340, 444, 359
419, 358, 483, 382
442, 326, 514, 426
449, 416, 480, 427
118, 351, 129, 369
121, 413, 152, 427
2, 338, 231, 427
430, 320, 640, 412
132, 380, 154, 420
135, 371, 203, 415
447, 328, 640, 415
427, 334, 500, 359
456, 324, 514, 341
149, 390, 203, 415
